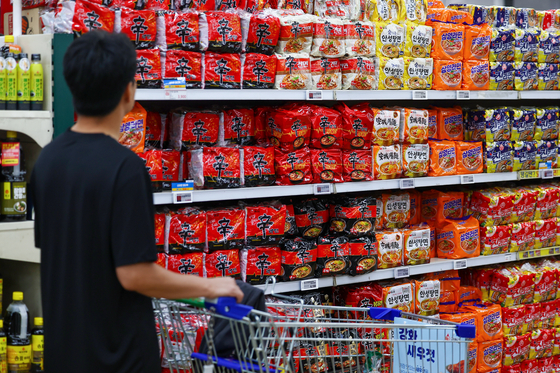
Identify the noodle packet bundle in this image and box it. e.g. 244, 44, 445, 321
242, 146, 276, 187
205, 10, 243, 53
274, 147, 313, 185
433, 60, 462, 90
512, 141, 538, 171
117, 8, 157, 49
309, 105, 342, 149
313, 0, 355, 20
72, 0, 115, 35
335, 102, 374, 150
538, 29, 560, 64
463, 23, 491, 60
514, 61, 538, 90
376, 22, 405, 59
510, 107, 536, 141
245, 201, 287, 245
535, 106, 560, 141
480, 224, 512, 256
534, 218, 557, 250
120, 102, 147, 154
434, 191, 464, 228
455, 141, 483, 175
435, 106, 463, 140
310, 57, 342, 90
514, 28, 540, 63
484, 141, 513, 173
369, 0, 400, 23
378, 57, 404, 90
427, 108, 437, 138
155, 11, 207, 51
373, 145, 402, 180
280, 237, 317, 281
329, 195, 376, 237
431, 21, 464, 61
414, 279, 439, 316
510, 221, 535, 253
470, 188, 514, 226
522, 261, 558, 304
489, 61, 515, 90
404, 22, 432, 58
446, 9, 473, 24
428, 139, 456, 177
538, 63, 560, 90
372, 108, 400, 145
348, 236, 378, 276
167, 252, 204, 276
378, 192, 410, 229
245, 11, 281, 55
501, 305, 527, 337
316, 236, 350, 277
294, 198, 330, 238
381, 282, 414, 312
340, 56, 378, 90
276, 12, 315, 55
167, 207, 206, 254
311, 18, 345, 58
222, 108, 255, 146
274, 54, 312, 90
204, 52, 242, 89
461, 303, 503, 342
242, 246, 282, 285
401, 143, 429, 178
135, 49, 162, 88
403, 227, 431, 266
400, 0, 428, 24
398, 108, 429, 143
342, 149, 373, 182
504, 186, 537, 223
268, 103, 312, 151
344, 20, 375, 58
536, 140, 558, 169
490, 27, 515, 62
276, 0, 313, 13
403, 57, 433, 90
242, 53, 278, 89
489, 266, 535, 307
484, 107, 511, 142
189, 147, 241, 189
162, 50, 204, 88
206, 207, 245, 251
170, 110, 221, 150
462, 60, 490, 90
310, 148, 344, 183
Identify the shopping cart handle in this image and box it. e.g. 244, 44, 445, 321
191, 353, 278, 373
368, 307, 402, 321
456, 324, 476, 339
175, 297, 253, 320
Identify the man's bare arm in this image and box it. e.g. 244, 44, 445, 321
116, 262, 244, 302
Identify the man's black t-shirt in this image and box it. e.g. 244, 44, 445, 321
31, 130, 160, 372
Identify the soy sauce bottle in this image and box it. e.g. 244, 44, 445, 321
5, 292, 30, 373
0, 319, 7, 373
30, 319, 42, 373
1, 131, 26, 221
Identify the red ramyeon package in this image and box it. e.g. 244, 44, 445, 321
181, 151, 190, 180
161, 150, 181, 188
136, 49, 162, 88
242, 53, 277, 89
167, 252, 204, 276
310, 57, 342, 90
145, 112, 163, 148
480, 225, 512, 256
254, 106, 270, 145
206, 11, 242, 53
502, 305, 526, 336
167, 208, 206, 253
243, 146, 275, 187
276, 14, 314, 54
119, 9, 157, 49
137, 149, 163, 182
344, 20, 375, 58
294, 198, 330, 238
316, 236, 350, 277
190, 147, 241, 189
470, 190, 514, 227
310, 105, 342, 149
489, 267, 535, 307
171, 111, 220, 150
534, 218, 558, 249
311, 18, 345, 58
340, 56, 377, 90
155, 212, 166, 252
163, 50, 203, 88
191, 0, 216, 11
204, 52, 242, 89
142, 0, 170, 10
343, 150, 373, 181
274, 54, 312, 90
205, 250, 241, 278
310, 148, 343, 183
246, 13, 281, 55
335, 102, 374, 150
510, 221, 536, 252
245, 203, 287, 245
243, 246, 282, 285
280, 238, 317, 281
156, 253, 166, 269
268, 103, 312, 151
161, 12, 201, 51
274, 147, 312, 185
244, 0, 270, 13
216, 0, 246, 11
223, 108, 255, 145
206, 208, 245, 251
72, 0, 115, 35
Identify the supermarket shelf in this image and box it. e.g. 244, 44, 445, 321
0, 221, 40, 263
518, 91, 560, 100
0, 111, 53, 147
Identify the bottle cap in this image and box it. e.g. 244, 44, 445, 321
6, 53, 13, 58
4, 35, 14, 43
6, 131, 17, 138
19, 53, 27, 59
34, 317, 43, 326
31, 54, 40, 61
12, 292, 23, 301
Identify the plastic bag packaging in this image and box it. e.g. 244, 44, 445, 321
72, 0, 115, 34
311, 18, 346, 57
274, 53, 312, 90
135, 49, 162, 88
376, 22, 405, 58
204, 52, 242, 89
344, 20, 375, 58
242, 53, 278, 89
378, 57, 404, 90
170, 110, 221, 150
401, 0, 427, 24
276, 12, 316, 55
205, 10, 243, 53
245, 10, 281, 55
340, 56, 378, 90
117, 8, 157, 49
156, 11, 207, 52
41, 9, 56, 34
310, 57, 342, 90
403, 57, 433, 89
404, 22, 432, 58
189, 147, 242, 189
489, 61, 514, 90
162, 50, 204, 88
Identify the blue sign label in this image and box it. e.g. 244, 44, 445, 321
172, 181, 194, 191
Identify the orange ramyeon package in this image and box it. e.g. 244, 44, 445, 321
440, 311, 477, 334
436, 191, 464, 227
464, 24, 491, 61
457, 286, 482, 308
422, 269, 460, 291
467, 342, 477, 373
402, 143, 429, 178
427, 108, 438, 138
414, 279, 440, 316
373, 145, 402, 180
120, 102, 147, 153
431, 22, 465, 61
404, 227, 431, 266
436, 216, 480, 259
428, 140, 457, 176
401, 108, 429, 144
381, 192, 410, 229
439, 289, 458, 312
456, 141, 484, 174
433, 60, 463, 90
427, 0, 444, 9
376, 231, 404, 269
462, 60, 490, 90
462, 303, 503, 342
477, 339, 503, 371
446, 9, 473, 25
436, 106, 463, 140
409, 190, 420, 225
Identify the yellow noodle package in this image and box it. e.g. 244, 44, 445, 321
400, 0, 428, 24
379, 57, 405, 90
405, 22, 432, 58
404, 57, 433, 89
370, 0, 401, 23
376, 22, 405, 58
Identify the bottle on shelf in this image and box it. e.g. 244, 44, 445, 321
16, 54, 30, 111
0, 53, 7, 111
0, 319, 6, 373
5, 292, 30, 373
5, 54, 17, 111
30, 319, 42, 373
1, 37, 21, 56
29, 55, 42, 111
1, 131, 27, 221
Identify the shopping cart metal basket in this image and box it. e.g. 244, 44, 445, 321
153, 296, 475, 373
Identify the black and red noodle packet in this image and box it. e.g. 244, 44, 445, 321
268, 104, 312, 151
72, 0, 115, 36
205, 52, 242, 89
168, 252, 204, 276
316, 236, 350, 277
310, 148, 343, 183
163, 50, 203, 89
206, 208, 245, 251
243, 246, 282, 285
136, 49, 162, 88
274, 147, 312, 186
206, 249, 241, 278
309, 105, 342, 149
329, 195, 376, 237
171, 110, 220, 149
280, 237, 317, 281
242, 53, 277, 89
243, 146, 275, 187
334, 102, 374, 150
245, 202, 287, 245
223, 108, 255, 145
294, 198, 329, 238
167, 207, 206, 254
119, 9, 157, 49
190, 147, 241, 189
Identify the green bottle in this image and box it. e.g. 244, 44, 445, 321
29, 55, 42, 111
5, 54, 16, 111
16, 53, 29, 111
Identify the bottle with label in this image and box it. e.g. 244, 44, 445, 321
1, 37, 21, 56
0, 53, 7, 110
30, 319, 42, 373
0, 319, 6, 373
5, 54, 17, 111
16, 54, 29, 111
5, 292, 30, 373
1, 132, 27, 221
29, 55, 42, 111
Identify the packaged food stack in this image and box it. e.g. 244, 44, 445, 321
463, 106, 560, 173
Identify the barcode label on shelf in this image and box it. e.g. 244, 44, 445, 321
307, 91, 323, 100
461, 175, 475, 184
300, 279, 319, 291
454, 259, 467, 270
412, 90, 428, 100
457, 91, 471, 100
395, 267, 410, 279
542, 169, 554, 179
165, 90, 188, 100
400, 179, 415, 189
173, 191, 193, 204
314, 183, 332, 195
504, 253, 512, 261
518, 170, 540, 180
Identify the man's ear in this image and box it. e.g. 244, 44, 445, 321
121, 81, 136, 114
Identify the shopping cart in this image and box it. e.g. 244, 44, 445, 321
154, 295, 476, 373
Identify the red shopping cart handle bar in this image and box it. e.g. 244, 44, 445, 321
191, 352, 279, 373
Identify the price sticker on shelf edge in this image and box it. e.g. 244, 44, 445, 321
542, 169, 554, 179
306, 90, 323, 100
300, 278, 319, 291
395, 267, 410, 279
314, 183, 332, 195
400, 179, 415, 189
461, 175, 475, 184
504, 253, 512, 261
173, 191, 193, 204
518, 170, 539, 180
457, 91, 471, 100
454, 259, 467, 270
165, 90, 188, 100
521, 252, 529, 259
549, 248, 555, 256
412, 90, 428, 100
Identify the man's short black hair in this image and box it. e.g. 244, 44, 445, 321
63, 31, 137, 117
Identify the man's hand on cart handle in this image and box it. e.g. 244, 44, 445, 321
207, 277, 244, 303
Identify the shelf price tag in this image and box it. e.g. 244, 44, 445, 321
306, 91, 323, 100
412, 90, 428, 100
542, 169, 554, 179
172, 191, 193, 204
165, 90, 188, 100
556, 247, 560, 254
314, 183, 332, 195
548, 248, 555, 256
400, 179, 415, 189
394, 267, 410, 279
454, 259, 468, 270
554, 169, 560, 177
520, 252, 529, 259
300, 279, 319, 291
518, 170, 540, 180
504, 253, 512, 261
461, 175, 475, 184
457, 91, 471, 100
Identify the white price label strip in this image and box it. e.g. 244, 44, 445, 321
454, 259, 467, 270
306, 91, 323, 100
412, 90, 428, 100
394, 267, 410, 279
457, 91, 471, 100
542, 169, 554, 179
300, 279, 319, 291
165, 90, 188, 100
314, 183, 332, 195
504, 253, 512, 261
400, 179, 415, 189
173, 191, 193, 204
461, 175, 475, 184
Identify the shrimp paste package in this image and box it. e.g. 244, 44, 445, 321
329, 195, 376, 237
189, 147, 241, 189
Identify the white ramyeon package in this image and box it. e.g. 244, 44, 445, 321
340, 56, 378, 89
344, 20, 375, 57
277, 0, 314, 15
310, 57, 342, 89
53, 0, 75, 34
313, 0, 357, 20
311, 18, 346, 58
274, 53, 312, 89
276, 12, 316, 55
